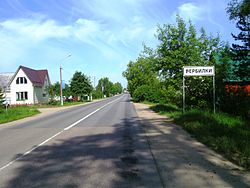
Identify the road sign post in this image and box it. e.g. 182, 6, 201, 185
183, 66, 215, 114
183, 76, 185, 114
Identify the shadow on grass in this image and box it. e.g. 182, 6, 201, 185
150, 104, 180, 113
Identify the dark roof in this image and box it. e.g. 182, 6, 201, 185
20, 66, 49, 86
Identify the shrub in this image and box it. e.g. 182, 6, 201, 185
92, 90, 103, 99
133, 84, 163, 103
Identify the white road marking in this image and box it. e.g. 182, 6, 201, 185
64, 108, 100, 131
0, 96, 123, 172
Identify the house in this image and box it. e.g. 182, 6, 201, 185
0, 73, 14, 91
1, 66, 51, 105
0, 73, 15, 104
225, 80, 250, 96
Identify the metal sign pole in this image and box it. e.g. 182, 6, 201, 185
213, 75, 215, 114
183, 66, 215, 114
183, 76, 185, 114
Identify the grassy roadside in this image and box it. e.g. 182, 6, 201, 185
0, 100, 96, 124
34, 101, 87, 108
148, 103, 250, 170
0, 106, 40, 124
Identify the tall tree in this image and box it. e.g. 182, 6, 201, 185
156, 15, 187, 90
111, 82, 123, 94
123, 57, 158, 97
96, 77, 113, 97
70, 71, 92, 99
155, 15, 221, 108
227, 0, 250, 80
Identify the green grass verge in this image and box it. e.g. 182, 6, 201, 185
0, 106, 40, 124
34, 101, 87, 108
0, 101, 90, 124
149, 103, 250, 170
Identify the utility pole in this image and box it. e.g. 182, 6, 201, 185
60, 65, 63, 106
59, 54, 71, 106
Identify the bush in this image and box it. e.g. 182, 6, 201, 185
47, 99, 59, 105
92, 90, 103, 99
133, 84, 163, 103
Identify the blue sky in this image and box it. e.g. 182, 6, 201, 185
0, 0, 237, 87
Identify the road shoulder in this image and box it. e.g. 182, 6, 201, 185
0, 100, 101, 128
134, 102, 250, 188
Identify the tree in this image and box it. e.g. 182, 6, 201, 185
70, 71, 92, 99
0, 87, 5, 107
227, 0, 250, 80
63, 84, 71, 97
111, 82, 123, 94
96, 77, 113, 97
155, 15, 221, 108
49, 82, 72, 97
123, 56, 158, 97
51, 82, 60, 96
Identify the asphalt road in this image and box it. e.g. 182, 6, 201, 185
0, 94, 162, 188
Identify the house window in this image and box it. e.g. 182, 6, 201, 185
16, 92, 28, 101
16, 77, 27, 84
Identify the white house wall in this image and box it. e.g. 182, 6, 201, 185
10, 69, 34, 105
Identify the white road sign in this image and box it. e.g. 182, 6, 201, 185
183, 66, 214, 76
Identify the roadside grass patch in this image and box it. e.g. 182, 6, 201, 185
0, 106, 40, 124
63, 101, 86, 106
149, 103, 250, 170
34, 101, 86, 108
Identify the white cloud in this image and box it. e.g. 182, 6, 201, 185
0, 19, 71, 41
0, 16, 155, 69
176, 3, 206, 21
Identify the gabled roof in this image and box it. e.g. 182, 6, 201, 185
20, 66, 49, 86
9, 66, 50, 87
0, 73, 14, 90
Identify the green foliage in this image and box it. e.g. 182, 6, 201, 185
52, 82, 60, 96
123, 14, 223, 109
0, 106, 40, 124
111, 82, 123, 94
96, 77, 113, 97
227, 0, 250, 80
63, 84, 71, 97
95, 77, 122, 97
133, 84, 163, 103
70, 71, 93, 98
92, 89, 103, 99
123, 56, 158, 97
156, 15, 221, 109
150, 104, 250, 169
0, 87, 5, 107
123, 14, 247, 117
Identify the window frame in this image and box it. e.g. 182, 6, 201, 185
16, 77, 28, 84
16, 91, 28, 101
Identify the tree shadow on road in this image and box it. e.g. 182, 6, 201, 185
4, 116, 160, 188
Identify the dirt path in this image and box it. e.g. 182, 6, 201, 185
134, 103, 250, 188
